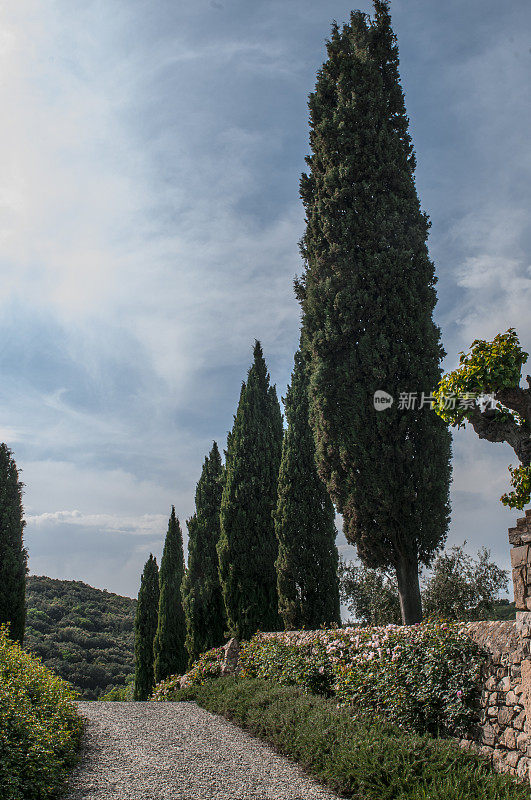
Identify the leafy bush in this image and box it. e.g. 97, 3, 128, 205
0, 625, 83, 800
239, 637, 334, 696
151, 645, 225, 700
99, 674, 134, 701
240, 623, 485, 737
178, 677, 529, 800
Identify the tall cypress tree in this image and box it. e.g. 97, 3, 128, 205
275, 349, 341, 629
134, 554, 159, 700
0, 444, 27, 644
153, 507, 187, 681
218, 341, 284, 639
297, 1, 451, 624
182, 442, 226, 664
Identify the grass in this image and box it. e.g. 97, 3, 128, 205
171, 677, 530, 800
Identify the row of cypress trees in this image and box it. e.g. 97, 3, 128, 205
134, 508, 188, 699
213, 340, 340, 641
133, 340, 341, 698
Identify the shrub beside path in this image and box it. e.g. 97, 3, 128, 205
65, 701, 344, 800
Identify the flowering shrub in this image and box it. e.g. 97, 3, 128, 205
151, 645, 225, 700
239, 637, 334, 696
240, 623, 485, 737
0, 625, 83, 800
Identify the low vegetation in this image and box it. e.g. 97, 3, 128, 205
153, 623, 486, 739
0, 625, 83, 800
172, 677, 530, 800
24, 575, 135, 698
240, 624, 485, 737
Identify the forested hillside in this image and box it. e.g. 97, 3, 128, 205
25, 575, 135, 699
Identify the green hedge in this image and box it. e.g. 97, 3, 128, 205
0, 625, 83, 800
238, 623, 485, 736
173, 677, 529, 800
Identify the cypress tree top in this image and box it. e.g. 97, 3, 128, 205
134, 553, 159, 701
154, 506, 188, 682
183, 442, 226, 663
297, 1, 451, 623
218, 341, 283, 639
275, 348, 341, 629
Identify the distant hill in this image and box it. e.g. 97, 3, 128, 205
24, 575, 136, 699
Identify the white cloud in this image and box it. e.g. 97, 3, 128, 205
26, 509, 167, 536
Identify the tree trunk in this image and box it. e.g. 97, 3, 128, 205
396, 553, 423, 625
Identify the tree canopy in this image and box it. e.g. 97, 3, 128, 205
0, 444, 27, 644
435, 329, 531, 509
296, 0, 451, 623
134, 554, 159, 700
154, 507, 188, 682
275, 348, 340, 629
183, 443, 226, 663
218, 341, 283, 639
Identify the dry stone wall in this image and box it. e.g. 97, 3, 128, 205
461, 621, 531, 782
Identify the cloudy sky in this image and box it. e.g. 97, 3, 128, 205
0, 0, 529, 600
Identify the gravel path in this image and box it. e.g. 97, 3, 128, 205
64, 701, 344, 800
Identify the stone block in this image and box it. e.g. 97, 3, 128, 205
517, 756, 530, 780
517, 732, 528, 752
498, 676, 512, 692
514, 711, 526, 731
505, 751, 521, 770
481, 725, 497, 746
220, 637, 240, 676
498, 706, 515, 726
521, 660, 531, 718
506, 690, 519, 705
511, 545, 531, 569
516, 612, 531, 638
503, 727, 517, 749
479, 745, 494, 760
513, 568, 526, 609
485, 676, 497, 691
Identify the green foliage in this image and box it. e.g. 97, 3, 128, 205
151, 645, 225, 700
0, 624, 83, 800
239, 638, 334, 697
182, 443, 226, 664
218, 341, 284, 639
99, 674, 134, 701
435, 330, 531, 509
153, 507, 188, 682
275, 348, 340, 629
134, 554, 159, 700
501, 465, 531, 511
239, 625, 485, 737
296, 1, 451, 624
435, 330, 528, 427
488, 599, 516, 621
422, 545, 509, 621
341, 547, 508, 624
0, 443, 27, 644
338, 558, 401, 625
175, 677, 529, 800
24, 576, 136, 699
